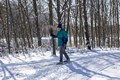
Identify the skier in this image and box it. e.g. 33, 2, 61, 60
50, 22, 70, 64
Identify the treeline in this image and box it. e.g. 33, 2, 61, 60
49, 0, 120, 49
0, 0, 120, 53
0, 0, 49, 53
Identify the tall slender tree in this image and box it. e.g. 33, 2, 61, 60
32, 0, 41, 46
49, 0, 56, 55
83, 0, 91, 50
6, 0, 11, 53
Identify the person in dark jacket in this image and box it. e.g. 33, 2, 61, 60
51, 22, 70, 64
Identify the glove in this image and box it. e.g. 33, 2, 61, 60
50, 33, 53, 37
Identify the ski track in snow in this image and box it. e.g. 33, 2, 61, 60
0, 48, 120, 80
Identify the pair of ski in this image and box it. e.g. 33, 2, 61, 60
56, 61, 71, 65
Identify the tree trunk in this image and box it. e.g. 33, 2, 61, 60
57, 0, 61, 22
18, 0, 27, 47
6, 0, 11, 54
83, 0, 91, 50
75, 0, 78, 47
90, 0, 94, 48
32, 0, 41, 46
97, 0, 101, 47
116, 0, 119, 48
79, 0, 84, 47
49, 0, 56, 55
67, 0, 72, 46
24, 0, 33, 47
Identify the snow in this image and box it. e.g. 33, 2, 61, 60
0, 48, 120, 80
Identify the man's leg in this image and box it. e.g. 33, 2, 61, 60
59, 46, 63, 62
63, 46, 70, 61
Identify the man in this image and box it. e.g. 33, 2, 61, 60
51, 22, 70, 64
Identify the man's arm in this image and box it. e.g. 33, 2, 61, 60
51, 34, 57, 38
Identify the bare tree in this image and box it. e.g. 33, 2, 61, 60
6, 0, 11, 53
32, 0, 41, 46
83, 0, 91, 50
49, 0, 56, 55
8, 0, 19, 49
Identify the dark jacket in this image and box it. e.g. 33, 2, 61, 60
52, 29, 68, 46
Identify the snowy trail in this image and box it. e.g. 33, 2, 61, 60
0, 48, 120, 80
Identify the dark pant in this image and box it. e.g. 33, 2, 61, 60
59, 46, 70, 62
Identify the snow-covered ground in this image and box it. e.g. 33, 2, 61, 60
0, 48, 120, 80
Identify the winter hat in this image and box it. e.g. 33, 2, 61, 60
57, 22, 62, 28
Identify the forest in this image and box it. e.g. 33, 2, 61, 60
0, 0, 120, 54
